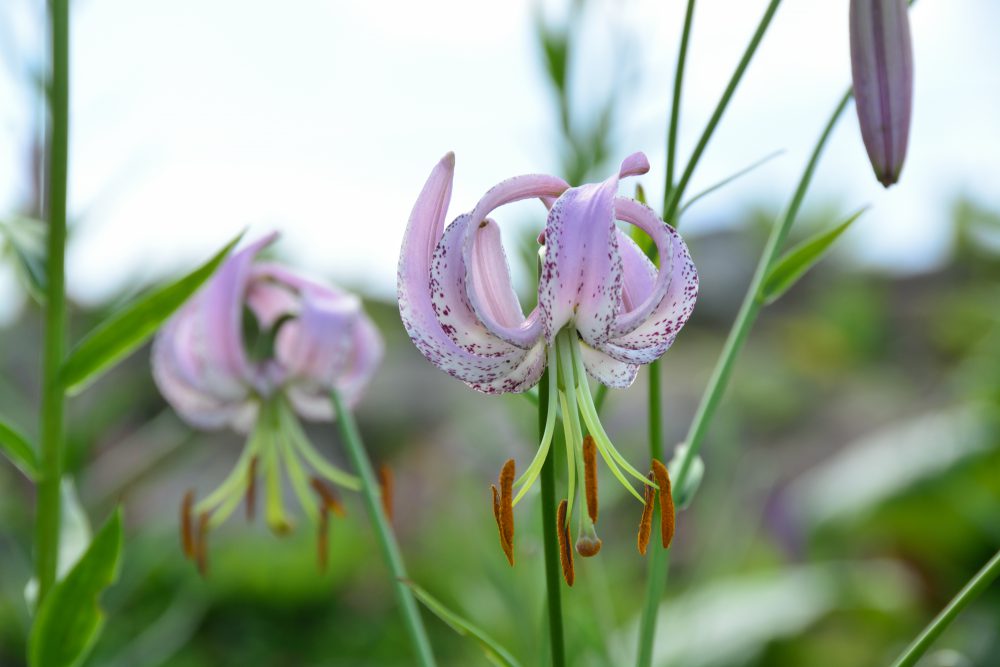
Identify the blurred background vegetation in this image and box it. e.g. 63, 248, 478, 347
2, 1, 1000, 666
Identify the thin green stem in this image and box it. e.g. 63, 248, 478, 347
663, 0, 696, 210
664, 0, 783, 225
330, 391, 436, 667
636, 542, 670, 667
889, 548, 1000, 667
635, 358, 665, 667
538, 371, 566, 667
673, 89, 851, 491
35, 0, 70, 605
647, 361, 663, 462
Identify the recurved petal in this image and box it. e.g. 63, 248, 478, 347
598, 222, 697, 364
468, 341, 547, 395
464, 218, 543, 348
151, 312, 254, 430
611, 197, 675, 337
430, 215, 529, 355
398, 155, 541, 389
539, 183, 620, 344
196, 233, 279, 394
540, 155, 651, 345
275, 288, 359, 385
578, 340, 639, 388
618, 229, 657, 314
466, 173, 570, 230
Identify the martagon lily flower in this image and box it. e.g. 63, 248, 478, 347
398, 152, 697, 582
152, 232, 383, 572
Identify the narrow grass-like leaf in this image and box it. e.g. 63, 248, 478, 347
28, 508, 123, 667
760, 207, 868, 305
0, 216, 48, 302
404, 580, 523, 667
678, 149, 785, 217
60, 232, 244, 394
0, 418, 39, 480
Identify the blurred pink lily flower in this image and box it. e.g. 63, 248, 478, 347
398, 152, 697, 563
153, 232, 383, 570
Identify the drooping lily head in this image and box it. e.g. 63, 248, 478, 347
153, 233, 383, 572
398, 153, 697, 581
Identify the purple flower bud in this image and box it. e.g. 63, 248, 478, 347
850, 0, 914, 187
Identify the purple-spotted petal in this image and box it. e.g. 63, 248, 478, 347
578, 340, 639, 388
398, 154, 541, 388
464, 218, 543, 348
611, 197, 675, 337
540, 154, 650, 345
598, 223, 698, 364
430, 215, 527, 356
469, 342, 547, 395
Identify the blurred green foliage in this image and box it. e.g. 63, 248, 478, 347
1, 192, 998, 666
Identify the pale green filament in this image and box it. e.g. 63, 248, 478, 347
512, 327, 653, 514
280, 400, 362, 491
280, 425, 319, 523
263, 419, 291, 532
569, 335, 655, 490
513, 351, 559, 506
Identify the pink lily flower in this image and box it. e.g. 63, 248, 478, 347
152, 232, 383, 571
398, 152, 697, 565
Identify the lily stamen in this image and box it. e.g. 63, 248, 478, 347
245, 455, 258, 520
651, 460, 675, 549
378, 464, 394, 523
583, 435, 599, 524
557, 499, 575, 586
491, 459, 516, 566
637, 473, 655, 556
181, 490, 195, 560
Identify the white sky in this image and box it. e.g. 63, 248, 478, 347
1, 0, 999, 323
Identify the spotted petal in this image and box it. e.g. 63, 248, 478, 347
578, 340, 639, 388
539, 154, 650, 346
398, 154, 539, 388
598, 221, 698, 364
430, 214, 527, 356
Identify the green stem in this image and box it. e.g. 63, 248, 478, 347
889, 548, 1000, 667
674, 88, 852, 506
35, 0, 70, 605
635, 360, 666, 667
663, 0, 783, 225
330, 391, 436, 667
663, 0, 696, 210
538, 371, 566, 667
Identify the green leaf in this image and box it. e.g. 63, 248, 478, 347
0, 216, 48, 303
28, 508, 124, 667
0, 418, 39, 480
404, 581, 522, 667
60, 232, 244, 395
759, 207, 868, 305
678, 149, 785, 217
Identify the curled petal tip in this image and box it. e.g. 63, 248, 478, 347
619, 152, 650, 178
441, 151, 456, 168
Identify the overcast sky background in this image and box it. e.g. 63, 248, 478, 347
1, 0, 998, 324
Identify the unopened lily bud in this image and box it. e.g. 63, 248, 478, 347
849, 0, 914, 187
